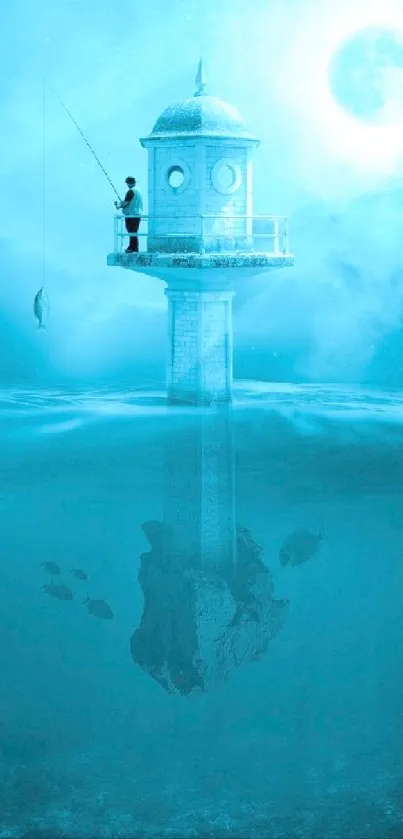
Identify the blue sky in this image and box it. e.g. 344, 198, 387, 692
1, 0, 403, 386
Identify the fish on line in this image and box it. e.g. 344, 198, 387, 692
33, 288, 50, 330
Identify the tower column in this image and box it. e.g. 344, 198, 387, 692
165, 284, 235, 405
163, 407, 237, 569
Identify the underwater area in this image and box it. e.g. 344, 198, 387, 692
1, 381, 403, 838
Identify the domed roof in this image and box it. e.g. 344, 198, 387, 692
148, 94, 254, 139
142, 60, 258, 142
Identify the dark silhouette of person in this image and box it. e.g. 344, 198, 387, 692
115, 176, 143, 252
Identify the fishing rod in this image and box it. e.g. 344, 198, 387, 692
47, 81, 122, 202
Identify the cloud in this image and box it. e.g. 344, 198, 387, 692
0, 238, 166, 384
235, 187, 403, 384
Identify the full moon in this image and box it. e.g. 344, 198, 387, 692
328, 25, 403, 123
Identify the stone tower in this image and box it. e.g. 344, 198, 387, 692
107, 59, 294, 404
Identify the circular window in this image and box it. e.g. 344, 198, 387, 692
167, 165, 185, 189
215, 164, 236, 190
211, 158, 242, 195
165, 160, 191, 194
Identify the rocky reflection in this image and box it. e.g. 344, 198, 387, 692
130, 407, 289, 695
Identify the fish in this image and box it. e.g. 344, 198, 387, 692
82, 596, 113, 620
43, 583, 73, 601
279, 528, 325, 568
70, 568, 88, 580
266, 597, 290, 640
40, 561, 61, 575
33, 287, 50, 330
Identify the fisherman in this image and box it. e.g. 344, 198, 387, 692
114, 177, 143, 253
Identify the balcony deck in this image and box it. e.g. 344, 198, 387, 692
107, 213, 295, 277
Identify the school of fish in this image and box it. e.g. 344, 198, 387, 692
39, 525, 325, 622
40, 562, 113, 619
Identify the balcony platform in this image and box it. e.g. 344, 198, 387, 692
107, 250, 294, 282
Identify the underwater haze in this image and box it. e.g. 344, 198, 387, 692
2, 0, 403, 836
1, 384, 403, 837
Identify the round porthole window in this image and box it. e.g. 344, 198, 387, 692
211, 158, 242, 195
167, 165, 185, 189
165, 160, 191, 194
216, 164, 235, 190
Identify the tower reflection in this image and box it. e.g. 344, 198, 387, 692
131, 406, 289, 695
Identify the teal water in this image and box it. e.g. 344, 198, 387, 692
1, 382, 403, 838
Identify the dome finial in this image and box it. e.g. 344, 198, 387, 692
194, 57, 208, 97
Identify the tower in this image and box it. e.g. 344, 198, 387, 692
107, 59, 294, 404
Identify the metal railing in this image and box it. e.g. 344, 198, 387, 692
113, 214, 290, 256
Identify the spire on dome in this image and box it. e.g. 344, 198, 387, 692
194, 57, 208, 97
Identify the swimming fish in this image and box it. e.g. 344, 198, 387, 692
70, 568, 88, 580
43, 583, 73, 601
266, 597, 290, 640
82, 596, 114, 620
40, 561, 61, 575
279, 528, 325, 568
33, 287, 50, 330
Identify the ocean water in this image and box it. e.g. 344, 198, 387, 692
1, 381, 403, 838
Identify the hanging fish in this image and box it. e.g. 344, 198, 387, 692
40, 561, 61, 575
43, 583, 73, 601
70, 568, 88, 580
279, 528, 326, 568
82, 596, 114, 620
33, 287, 50, 330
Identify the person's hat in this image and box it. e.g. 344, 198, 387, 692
125, 176, 135, 184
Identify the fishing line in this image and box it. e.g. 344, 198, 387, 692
41, 75, 46, 292
33, 75, 50, 332
46, 80, 122, 201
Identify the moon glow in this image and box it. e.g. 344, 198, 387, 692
328, 26, 403, 124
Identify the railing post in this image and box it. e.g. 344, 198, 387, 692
283, 218, 289, 255
114, 215, 118, 253
274, 219, 280, 255
200, 214, 205, 253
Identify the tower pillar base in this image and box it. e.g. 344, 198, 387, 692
165, 286, 235, 406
